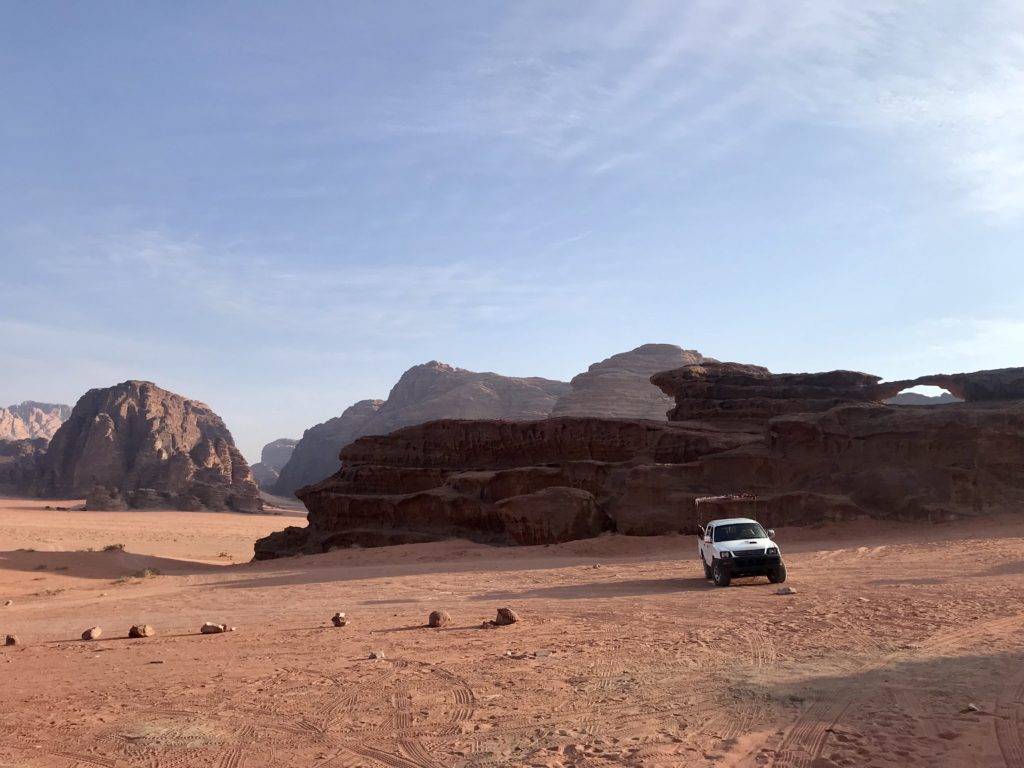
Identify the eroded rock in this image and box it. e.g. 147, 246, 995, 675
128, 624, 155, 638
428, 610, 451, 628
494, 608, 520, 626
39, 381, 260, 513
81, 627, 102, 641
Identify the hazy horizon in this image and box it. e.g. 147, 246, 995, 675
4, 2, 1023, 461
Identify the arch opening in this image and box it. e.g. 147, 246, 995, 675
885, 385, 962, 406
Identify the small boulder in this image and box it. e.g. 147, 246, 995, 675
200, 622, 227, 634
128, 624, 155, 638
428, 610, 451, 628
331, 612, 347, 627
4, 634, 19, 646
81, 627, 102, 641
962, 703, 980, 713
494, 607, 520, 626
369, 650, 385, 660
3, 600, 12, 607
775, 586, 796, 596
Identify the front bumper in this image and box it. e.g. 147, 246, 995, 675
720, 553, 782, 577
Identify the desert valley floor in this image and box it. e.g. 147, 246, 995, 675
2, 499, 1024, 768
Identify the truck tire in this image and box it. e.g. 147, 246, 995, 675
702, 557, 713, 579
768, 562, 787, 584
712, 559, 731, 587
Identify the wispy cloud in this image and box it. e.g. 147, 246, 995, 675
394, 1, 1024, 218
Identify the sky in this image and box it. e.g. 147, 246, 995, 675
2, 1, 1023, 462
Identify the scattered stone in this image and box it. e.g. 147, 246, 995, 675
81, 627, 102, 641
200, 622, 227, 634
428, 610, 451, 628
4, 634, 19, 646
331, 612, 347, 627
3, 600, 11, 607
368, 650, 385, 660
128, 624, 155, 638
494, 607, 520, 626
962, 703, 980, 713
775, 586, 796, 596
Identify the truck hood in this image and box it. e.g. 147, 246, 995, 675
715, 537, 777, 553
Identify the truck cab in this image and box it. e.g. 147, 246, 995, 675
698, 517, 786, 587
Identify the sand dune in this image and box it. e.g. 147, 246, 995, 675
1, 499, 1023, 766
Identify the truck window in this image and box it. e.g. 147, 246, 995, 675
713, 523, 767, 542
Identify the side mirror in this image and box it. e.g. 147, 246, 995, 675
767, 528, 776, 539
697, 524, 705, 537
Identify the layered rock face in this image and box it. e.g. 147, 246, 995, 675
273, 362, 569, 496
250, 438, 299, 490
255, 360, 1024, 558
551, 344, 703, 420
650, 362, 886, 422
0, 402, 71, 441
0, 438, 48, 494
255, 417, 760, 557
40, 381, 261, 512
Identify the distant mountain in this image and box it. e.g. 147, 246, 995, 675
0, 401, 71, 441
39, 380, 261, 512
250, 438, 299, 490
885, 391, 963, 405
274, 362, 570, 496
551, 343, 705, 421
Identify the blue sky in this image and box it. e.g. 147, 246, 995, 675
2, 1, 1023, 461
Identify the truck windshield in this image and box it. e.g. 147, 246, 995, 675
713, 523, 767, 542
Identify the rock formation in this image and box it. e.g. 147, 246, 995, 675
0, 438, 48, 494
0, 401, 70, 441
885, 391, 962, 405
250, 438, 299, 490
273, 362, 569, 496
551, 344, 704, 420
273, 399, 384, 497
255, 361, 1024, 558
40, 381, 261, 512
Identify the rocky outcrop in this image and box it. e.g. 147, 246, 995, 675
273, 400, 384, 497
0, 438, 48, 494
40, 381, 260, 512
0, 402, 70, 441
273, 362, 569, 496
250, 438, 299, 490
874, 367, 1024, 402
256, 361, 1024, 558
551, 344, 704, 420
651, 362, 885, 422
254, 417, 760, 557
885, 391, 962, 405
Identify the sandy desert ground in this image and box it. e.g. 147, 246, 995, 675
2, 499, 1024, 768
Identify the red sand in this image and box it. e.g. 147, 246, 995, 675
2, 498, 1023, 767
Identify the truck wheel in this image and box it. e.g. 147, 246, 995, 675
703, 558, 713, 579
768, 563, 787, 584
712, 559, 731, 587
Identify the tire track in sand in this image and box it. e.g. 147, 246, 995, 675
770, 612, 1024, 768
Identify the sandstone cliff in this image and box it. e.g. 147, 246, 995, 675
40, 381, 261, 512
273, 362, 569, 496
0, 402, 70, 441
255, 362, 1024, 558
0, 438, 48, 494
551, 344, 703, 420
250, 438, 299, 490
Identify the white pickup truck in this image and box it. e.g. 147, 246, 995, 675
698, 517, 787, 587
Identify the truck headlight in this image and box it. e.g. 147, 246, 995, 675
766, 547, 778, 555
720, 551, 733, 558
